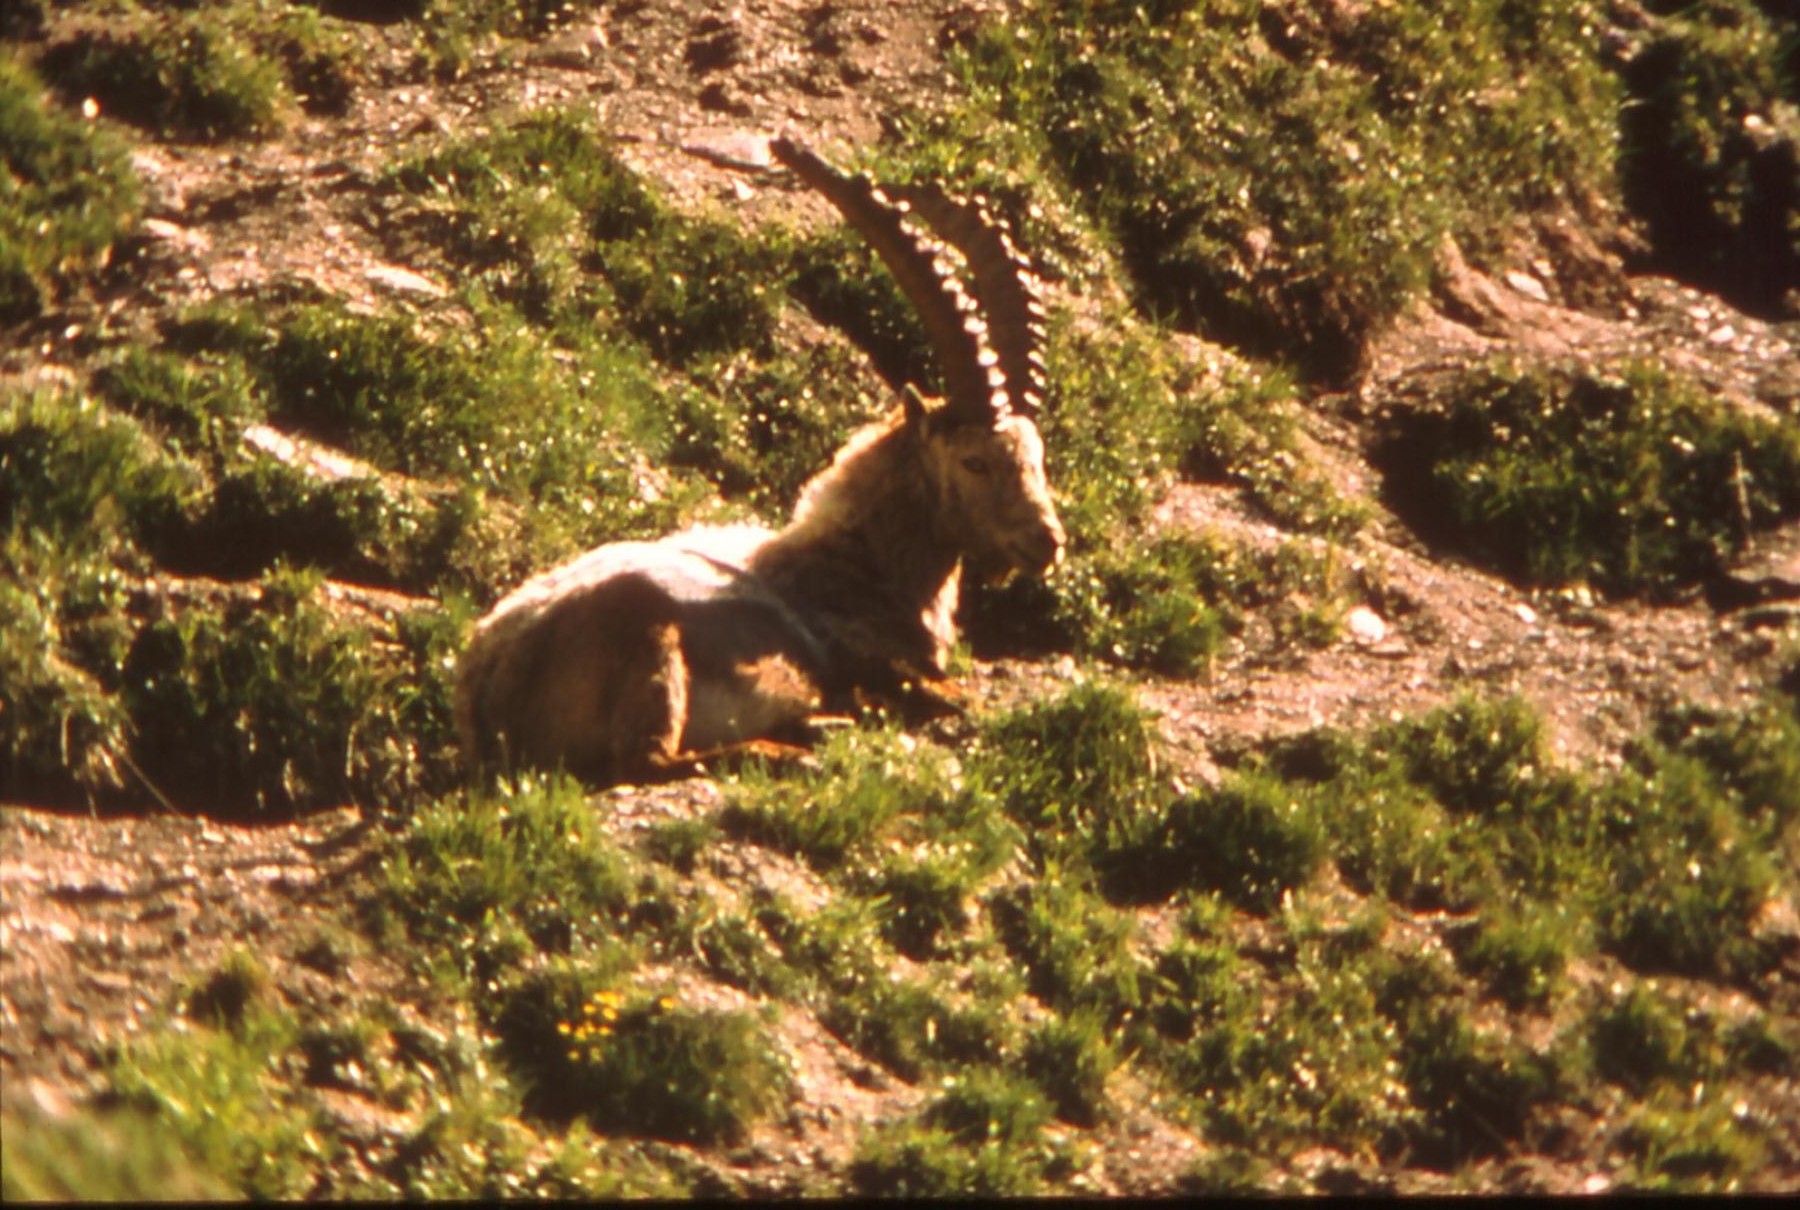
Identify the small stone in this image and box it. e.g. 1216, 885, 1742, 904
1503, 270, 1548, 302
365, 263, 446, 299
1345, 605, 1388, 645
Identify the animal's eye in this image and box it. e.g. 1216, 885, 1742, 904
961, 455, 991, 475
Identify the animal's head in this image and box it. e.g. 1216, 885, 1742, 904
908, 388, 1063, 581
771, 137, 1065, 581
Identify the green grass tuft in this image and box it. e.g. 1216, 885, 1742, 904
42, 9, 288, 142
0, 54, 140, 321
0, 1102, 236, 1202
1381, 358, 1800, 596
382, 772, 637, 981
108, 1005, 324, 1199
723, 726, 972, 871
974, 679, 1161, 839
851, 1068, 1062, 1199
497, 974, 789, 1144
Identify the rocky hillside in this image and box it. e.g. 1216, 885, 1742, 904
3, 0, 1798, 1197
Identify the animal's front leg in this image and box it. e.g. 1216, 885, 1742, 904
668, 736, 821, 778
849, 658, 968, 724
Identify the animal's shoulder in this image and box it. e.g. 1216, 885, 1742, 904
670, 523, 778, 568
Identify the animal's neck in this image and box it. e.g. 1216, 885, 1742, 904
750, 418, 961, 672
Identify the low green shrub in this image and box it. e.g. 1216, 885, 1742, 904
1289, 691, 1797, 982
1165, 930, 1422, 1156
93, 347, 266, 459
925, 1065, 1055, 1149
1455, 900, 1579, 1010
1617, 1086, 1770, 1191
412, 0, 592, 78
382, 772, 636, 979
0, 527, 137, 802
1380, 358, 1800, 595
1022, 1010, 1118, 1126
1, 379, 463, 812
121, 565, 454, 814
1016, 535, 1229, 677
861, 847, 979, 962
953, 0, 1619, 376
160, 296, 704, 590
1590, 984, 1704, 1094
851, 1069, 1060, 1199
41, 10, 289, 141
1, 388, 198, 553
497, 974, 789, 1144
989, 876, 1144, 1023
973, 679, 1161, 839
1115, 774, 1326, 912
1392, 1000, 1564, 1165
818, 955, 1021, 1081
678, 904, 799, 998
723, 726, 967, 871
0, 54, 140, 321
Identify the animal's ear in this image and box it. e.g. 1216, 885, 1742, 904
902, 384, 975, 442
902, 383, 931, 432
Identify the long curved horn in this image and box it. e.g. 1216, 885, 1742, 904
770, 137, 1009, 425
885, 184, 1047, 419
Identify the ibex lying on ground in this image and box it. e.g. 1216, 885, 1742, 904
454, 138, 1064, 784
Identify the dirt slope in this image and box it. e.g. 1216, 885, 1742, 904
4, 0, 1798, 1197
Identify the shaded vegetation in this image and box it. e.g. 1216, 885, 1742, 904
1618, 0, 1800, 317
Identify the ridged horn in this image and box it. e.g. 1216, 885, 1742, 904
770, 137, 1010, 425
886, 183, 1047, 418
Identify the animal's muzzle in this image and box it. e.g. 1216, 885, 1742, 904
1016, 518, 1066, 577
